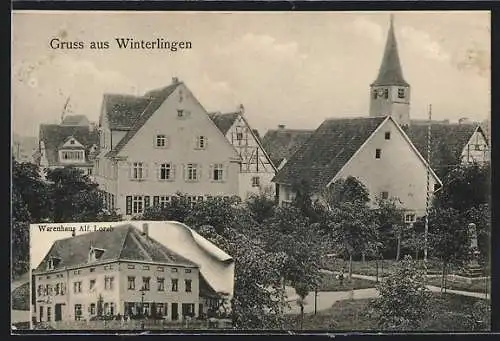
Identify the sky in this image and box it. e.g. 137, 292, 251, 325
12, 11, 490, 138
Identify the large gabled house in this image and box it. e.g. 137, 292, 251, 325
32, 222, 234, 326
273, 116, 443, 220
209, 108, 276, 198
261, 125, 315, 170
37, 118, 99, 176
407, 121, 490, 178
94, 78, 242, 217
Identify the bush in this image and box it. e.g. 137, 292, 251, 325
370, 255, 432, 330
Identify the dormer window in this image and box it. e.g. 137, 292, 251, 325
383, 89, 389, 99
88, 247, 105, 262
70, 139, 75, 145
398, 88, 405, 99
47, 257, 61, 270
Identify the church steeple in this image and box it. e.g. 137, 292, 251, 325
369, 14, 411, 127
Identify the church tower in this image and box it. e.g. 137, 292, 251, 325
369, 15, 411, 127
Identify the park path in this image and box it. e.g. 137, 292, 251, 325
285, 269, 490, 315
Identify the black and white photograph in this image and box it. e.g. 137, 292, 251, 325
12, 10, 491, 332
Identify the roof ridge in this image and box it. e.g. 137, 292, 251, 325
127, 227, 154, 261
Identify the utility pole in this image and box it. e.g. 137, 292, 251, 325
424, 104, 432, 274
314, 289, 318, 315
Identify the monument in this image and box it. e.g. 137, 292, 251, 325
463, 223, 483, 279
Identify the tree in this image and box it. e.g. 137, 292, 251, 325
428, 207, 472, 292
293, 281, 312, 330
291, 179, 323, 223
185, 196, 241, 233
246, 192, 276, 224
12, 190, 31, 277
321, 176, 370, 209
196, 225, 289, 329
46, 167, 108, 222
375, 196, 406, 261
140, 192, 192, 222
370, 255, 432, 330
327, 201, 377, 279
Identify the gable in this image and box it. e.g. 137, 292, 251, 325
60, 136, 84, 149
273, 117, 386, 191
110, 83, 240, 161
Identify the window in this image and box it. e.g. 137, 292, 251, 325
172, 268, 178, 273
157, 277, 165, 291
46, 275, 51, 279
156, 134, 167, 148
74, 270, 81, 275
61, 150, 84, 161
177, 109, 184, 118
110, 302, 115, 315
127, 264, 135, 269
186, 163, 198, 181
383, 89, 389, 99
131, 162, 145, 180
105, 276, 114, 290
475, 144, 482, 151
185, 279, 192, 293
405, 213, 416, 223
212, 164, 224, 181
143, 265, 150, 270
171, 279, 179, 292
159, 163, 173, 180
381, 191, 389, 200
372, 90, 378, 99
87, 168, 92, 175
89, 279, 96, 291
236, 132, 243, 141
188, 196, 198, 208
70, 140, 75, 145
90, 303, 96, 315
196, 136, 206, 149
157, 266, 164, 272
90, 267, 95, 273
156, 303, 165, 316
375, 149, 381, 159
159, 196, 170, 208
185, 269, 192, 273
384, 132, 391, 140
47, 307, 51, 322
142, 277, 151, 291
73, 281, 82, 293
251, 176, 260, 187
128, 276, 135, 290
398, 88, 405, 99
55, 283, 60, 295
132, 196, 144, 214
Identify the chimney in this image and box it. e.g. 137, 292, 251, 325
278, 124, 286, 130
238, 104, 245, 115
142, 223, 149, 236
172, 77, 179, 84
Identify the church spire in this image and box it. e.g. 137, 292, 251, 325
372, 14, 408, 87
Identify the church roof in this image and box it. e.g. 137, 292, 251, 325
272, 117, 386, 191
262, 128, 315, 167
372, 16, 409, 87
33, 224, 197, 274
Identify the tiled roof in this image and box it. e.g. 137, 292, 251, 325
371, 17, 409, 87
106, 83, 180, 157
33, 224, 197, 274
272, 117, 386, 191
261, 128, 315, 166
208, 112, 240, 135
38, 124, 98, 167
61, 115, 90, 126
101, 94, 151, 130
407, 123, 481, 177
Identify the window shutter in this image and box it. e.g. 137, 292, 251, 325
171, 164, 176, 180
153, 196, 160, 207
144, 196, 151, 208
223, 164, 229, 182
209, 164, 214, 180
126, 196, 132, 215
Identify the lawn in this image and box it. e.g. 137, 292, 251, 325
12, 282, 30, 311
427, 277, 490, 294
317, 273, 376, 292
320, 257, 444, 277
283, 293, 490, 331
